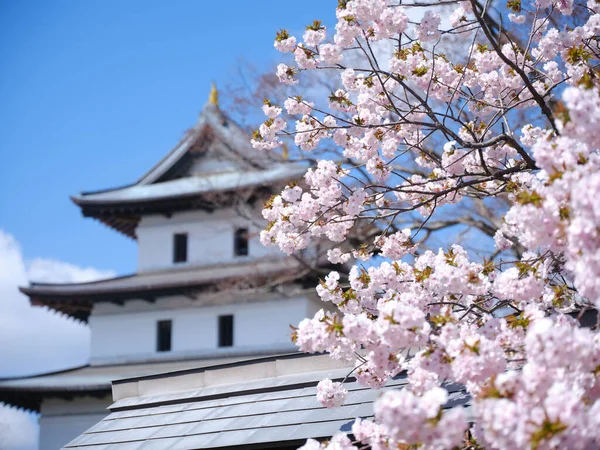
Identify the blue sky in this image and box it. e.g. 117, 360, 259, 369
0, 0, 334, 276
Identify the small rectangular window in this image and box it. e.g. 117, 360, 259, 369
173, 233, 187, 263
157, 320, 172, 352
218, 315, 234, 347
234, 228, 248, 256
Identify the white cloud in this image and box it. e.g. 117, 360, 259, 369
0, 409, 38, 450
27, 258, 116, 284
0, 229, 115, 450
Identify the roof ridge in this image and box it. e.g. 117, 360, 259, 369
25, 272, 136, 288
136, 123, 205, 185
0, 363, 90, 382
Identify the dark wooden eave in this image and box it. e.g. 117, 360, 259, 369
0, 387, 109, 413
25, 282, 222, 323
72, 187, 272, 239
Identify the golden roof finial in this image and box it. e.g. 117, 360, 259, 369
208, 82, 219, 106
282, 143, 289, 160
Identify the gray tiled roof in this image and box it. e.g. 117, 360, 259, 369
134, 102, 279, 186
22, 257, 301, 298
69, 100, 307, 239
72, 102, 305, 206
72, 165, 307, 206
0, 356, 264, 395
63, 355, 470, 449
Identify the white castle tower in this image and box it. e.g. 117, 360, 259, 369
0, 86, 325, 449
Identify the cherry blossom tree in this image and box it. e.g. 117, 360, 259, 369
252, 0, 600, 448
225, 61, 525, 265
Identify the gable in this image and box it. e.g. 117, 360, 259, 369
138, 102, 275, 186
155, 125, 257, 183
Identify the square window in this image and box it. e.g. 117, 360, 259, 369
218, 315, 233, 347
173, 233, 188, 263
157, 320, 172, 352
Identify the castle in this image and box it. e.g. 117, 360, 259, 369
0, 87, 326, 449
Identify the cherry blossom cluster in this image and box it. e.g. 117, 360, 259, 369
373, 387, 467, 449
254, 0, 600, 448
260, 161, 372, 254
473, 317, 600, 449
316, 378, 348, 409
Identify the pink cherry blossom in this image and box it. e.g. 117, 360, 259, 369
316, 378, 348, 408
253, 1, 600, 448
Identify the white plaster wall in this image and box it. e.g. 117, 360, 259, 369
189, 156, 236, 174
137, 209, 282, 272
39, 396, 110, 450
89, 296, 312, 363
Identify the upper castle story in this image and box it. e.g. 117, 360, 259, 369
70, 85, 306, 272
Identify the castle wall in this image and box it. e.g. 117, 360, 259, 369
136, 208, 282, 272
88, 295, 317, 364
38, 396, 110, 450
